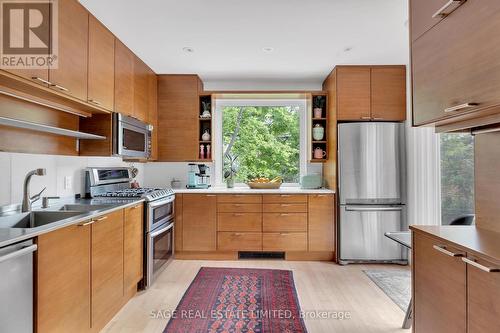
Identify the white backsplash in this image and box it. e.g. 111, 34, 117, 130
0, 152, 144, 206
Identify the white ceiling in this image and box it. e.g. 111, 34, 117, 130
79, 0, 409, 89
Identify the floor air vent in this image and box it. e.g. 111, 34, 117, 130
238, 252, 285, 260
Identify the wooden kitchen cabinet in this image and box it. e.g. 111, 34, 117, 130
332, 66, 406, 122
37, 223, 91, 333
263, 233, 307, 252
91, 210, 124, 330
182, 194, 217, 251
133, 57, 149, 122
124, 203, 143, 294
218, 232, 262, 251
308, 194, 335, 251
410, 0, 450, 42
114, 39, 135, 117
157, 75, 203, 161
413, 233, 466, 333
48, 0, 88, 100
88, 15, 115, 111
466, 255, 500, 333
411, 0, 500, 127
148, 68, 159, 160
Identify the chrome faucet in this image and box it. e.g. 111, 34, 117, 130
21, 168, 47, 213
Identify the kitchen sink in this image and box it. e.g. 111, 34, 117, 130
57, 204, 115, 212
0, 211, 84, 229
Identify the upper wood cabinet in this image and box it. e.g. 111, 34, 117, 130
411, 0, 500, 127
148, 69, 159, 160
182, 194, 217, 251
114, 39, 135, 117
413, 233, 466, 333
91, 210, 124, 330
308, 194, 335, 252
410, 0, 450, 42
328, 66, 406, 122
49, 0, 88, 100
88, 15, 115, 111
37, 223, 91, 333
133, 57, 149, 122
157, 75, 203, 161
124, 204, 143, 293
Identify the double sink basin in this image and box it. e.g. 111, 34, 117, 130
0, 204, 117, 229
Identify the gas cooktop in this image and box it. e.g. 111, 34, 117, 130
96, 188, 174, 201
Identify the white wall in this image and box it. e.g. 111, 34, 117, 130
202, 79, 323, 91
0, 152, 144, 206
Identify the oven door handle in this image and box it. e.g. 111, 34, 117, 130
149, 223, 173, 238
148, 196, 175, 208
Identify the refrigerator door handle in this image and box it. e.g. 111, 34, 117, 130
345, 205, 403, 212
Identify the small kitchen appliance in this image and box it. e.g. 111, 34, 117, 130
84, 167, 175, 288
113, 113, 153, 159
186, 163, 211, 189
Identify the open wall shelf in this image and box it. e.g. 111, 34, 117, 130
198, 94, 213, 160
310, 93, 328, 162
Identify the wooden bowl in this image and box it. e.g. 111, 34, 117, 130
247, 181, 282, 189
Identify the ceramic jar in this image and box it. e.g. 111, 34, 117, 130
313, 108, 323, 119
312, 124, 325, 141
201, 129, 211, 141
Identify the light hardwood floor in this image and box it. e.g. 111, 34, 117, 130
102, 260, 408, 333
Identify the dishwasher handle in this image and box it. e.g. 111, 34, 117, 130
0, 244, 37, 263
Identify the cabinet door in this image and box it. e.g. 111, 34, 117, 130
124, 204, 143, 292
88, 15, 114, 111
308, 194, 335, 251
413, 233, 466, 333
37, 223, 91, 333
114, 39, 134, 117
336, 67, 371, 121
49, 0, 88, 100
410, 0, 455, 42
371, 67, 406, 121
148, 69, 158, 160
412, 0, 500, 126
91, 210, 124, 331
466, 256, 500, 333
182, 194, 216, 251
133, 57, 148, 121
157, 75, 201, 161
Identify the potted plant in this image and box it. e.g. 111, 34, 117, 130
313, 96, 325, 119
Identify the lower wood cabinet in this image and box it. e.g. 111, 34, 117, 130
308, 194, 335, 251
262, 213, 307, 232
91, 210, 124, 330
263, 233, 307, 252
182, 194, 217, 251
218, 212, 262, 232
218, 232, 262, 251
124, 203, 143, 294
36, 205, 144, 333
37, 223, 91, 333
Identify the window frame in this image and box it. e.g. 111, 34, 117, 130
213, 99, 307, 187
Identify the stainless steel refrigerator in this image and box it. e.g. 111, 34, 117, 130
338, 122, 407, 264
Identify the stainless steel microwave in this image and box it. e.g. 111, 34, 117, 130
113, 113, 152, 159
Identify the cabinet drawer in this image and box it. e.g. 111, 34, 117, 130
217, 232, 262, 251
263, 213, 307, 232
217, 194, 262, 204
263, 233, 307, 251
263, 203, 307, 213
412, 0, 500, 126
218, 213, 262, 232
218, 203, 262, 213
262, 194, 307, 203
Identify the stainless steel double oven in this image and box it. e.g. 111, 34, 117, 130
144, 194, 175, 288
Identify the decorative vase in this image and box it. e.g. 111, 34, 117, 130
201, 110, 211, 118
199, 144, 205, 159
206, 144, 211, 159
313, 108, 323, 119
312, 124, 325, 141
226, 175, 234, 188
201, 129, 211, 141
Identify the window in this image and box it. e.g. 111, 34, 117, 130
217, 100, 306, 185
440, 133, 474, 225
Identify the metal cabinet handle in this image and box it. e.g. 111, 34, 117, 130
206, 194, 216, 197
444, 102, 478, 113
31, 76, 51, 85
51, 83, 69, 92
233, 213, 244, 216
279, 233, 288, 236
360, 116, 371, 120
372, 117, 384, 120
281, 204, 291, 207
280, 213, 291, 216
130, 205, 141, 209
280, 195, 291, 197
88, 99, 102, 106
233, 233, 243, 236
94, 216, 108, 222
432, 244, 464, 257
0, 244, 37, 263
462, 257, 500, 273
78, 220, 94, 227
432, 0, 466, 18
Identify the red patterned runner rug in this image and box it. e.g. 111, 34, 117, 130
164, 267, 308, 333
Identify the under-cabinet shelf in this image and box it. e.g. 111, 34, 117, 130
0, 116, 107, 140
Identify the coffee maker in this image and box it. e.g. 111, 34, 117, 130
186, 163, 211, 189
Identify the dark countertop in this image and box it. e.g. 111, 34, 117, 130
410, 225, 500, 263
0, 197, 145, 248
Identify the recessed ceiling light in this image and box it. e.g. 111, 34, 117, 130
262, 47, 274, 53
182, 47, 195, 53
344, 47, 353, 52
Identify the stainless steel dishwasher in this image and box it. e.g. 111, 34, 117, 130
0, 239, 37, 333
